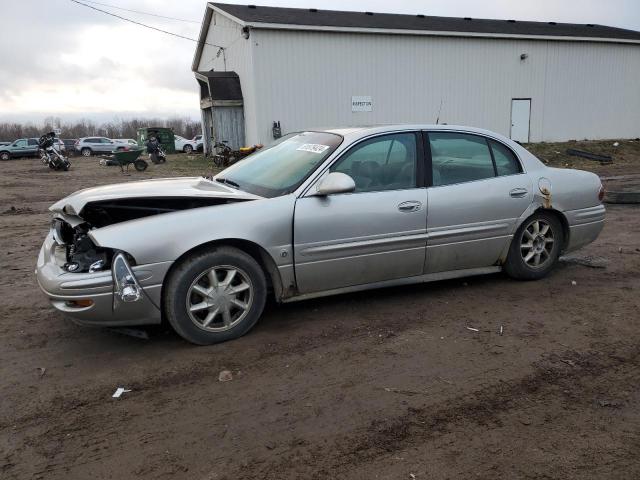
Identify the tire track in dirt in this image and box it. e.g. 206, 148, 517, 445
226, 342, 640, 479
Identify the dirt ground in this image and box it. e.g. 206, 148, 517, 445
1, 143, 639, 479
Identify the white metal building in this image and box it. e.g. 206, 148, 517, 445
192, 3, 640, 151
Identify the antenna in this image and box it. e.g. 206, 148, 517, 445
435, 98, 443, 125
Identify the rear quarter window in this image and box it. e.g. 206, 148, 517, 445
489, 140, 522, 176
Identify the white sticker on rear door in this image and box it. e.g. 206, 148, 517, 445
296, 144, 330, 154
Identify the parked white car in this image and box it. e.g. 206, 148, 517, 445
53, 139, 66, 153
114, 139, 138, 148
175, 135, 198, 154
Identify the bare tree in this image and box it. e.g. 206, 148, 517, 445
0, 117, 202, 141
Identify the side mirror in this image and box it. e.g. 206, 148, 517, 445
314, 172, 356, 196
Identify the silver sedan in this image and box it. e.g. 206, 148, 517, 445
36, 125, 605, 344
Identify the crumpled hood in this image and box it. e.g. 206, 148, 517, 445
49, 176, 262, 215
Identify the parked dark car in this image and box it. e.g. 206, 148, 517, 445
0, 138, 40, 160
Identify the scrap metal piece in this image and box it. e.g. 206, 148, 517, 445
566, 148, 613, 164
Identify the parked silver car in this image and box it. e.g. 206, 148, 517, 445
75, 137, 124, 156
36, 125, 605, 344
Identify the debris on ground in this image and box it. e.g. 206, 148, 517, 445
112, 387, 132, 398
36, 367, 46, 377
571, 281, 577, 286
561, 359, 577, 367
560, 254, 609, 269
597, 399, 622, 408
605, 190, 640, 204
499, 325, 504, 336
109, 327, 150, 340
218, 370, 233, 382
566, 148, 613, 164
466, 326, 479, 332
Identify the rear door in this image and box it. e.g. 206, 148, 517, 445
294, 132, 428, 293
425, 131, 532, 273
27, 138, 39, 155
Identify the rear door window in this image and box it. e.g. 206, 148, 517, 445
429, 132, 496, 186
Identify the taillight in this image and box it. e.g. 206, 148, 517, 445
598, 184, 605, 202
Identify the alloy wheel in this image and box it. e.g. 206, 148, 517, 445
520, 218, 555, 268
186, 265, 253, 332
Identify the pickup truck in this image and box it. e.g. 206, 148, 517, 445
0, 138, 40, 160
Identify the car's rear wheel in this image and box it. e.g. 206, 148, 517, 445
164, 246, 267, 345
0, 152, 10, 161
81, 147, 92, 157
504, 212, 563, 280
183, 145, 193, 154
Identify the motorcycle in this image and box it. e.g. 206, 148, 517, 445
212, 141, 262, 168
150, 145, 166, 164
38, 132, 71, 171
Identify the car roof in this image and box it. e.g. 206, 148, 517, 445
322, 124, 514, 141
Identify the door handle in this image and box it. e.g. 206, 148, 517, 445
509, 188, 528, 198
398, 201, 422, 212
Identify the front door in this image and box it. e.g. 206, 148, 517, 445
426, 131, 533, 273
294, 132, 427, 294
511, 99, 531, 143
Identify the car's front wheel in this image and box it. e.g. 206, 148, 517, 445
81, 147, 92, 157
504, 212, 564, 280
164, 246, 267, 345
0, 152, 10, 161
183, 145, 193, 154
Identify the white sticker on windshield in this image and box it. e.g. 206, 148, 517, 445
296, 144, 330, 154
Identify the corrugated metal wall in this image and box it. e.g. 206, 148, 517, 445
198, 12, 256, 145
247, 29, 640, 144
197, 16, 640, 145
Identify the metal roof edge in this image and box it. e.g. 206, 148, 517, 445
242, 22, 640, 44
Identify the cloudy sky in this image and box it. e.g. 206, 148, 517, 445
2, 0, 639, 123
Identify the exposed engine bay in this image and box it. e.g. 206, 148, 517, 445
53, 196, 245, 273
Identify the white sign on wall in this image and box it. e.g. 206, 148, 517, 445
351, 96, 373, 112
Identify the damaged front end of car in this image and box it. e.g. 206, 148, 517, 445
36, 212, 167, 327
36, 177, 263, 327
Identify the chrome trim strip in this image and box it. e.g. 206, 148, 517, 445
301, 232, 428, 255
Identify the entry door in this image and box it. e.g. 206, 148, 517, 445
294, 132, 428, 294
213, 106, 245, 150
510, 99, 531, 143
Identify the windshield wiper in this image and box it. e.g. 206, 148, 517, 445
215, 177, 240, 189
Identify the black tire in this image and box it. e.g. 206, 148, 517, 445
183, 145, 193, 154
504, 211, 564, 280
163, 246, 267, 345
81, 147, 92, 157
0, 152, 9, 161
134, 159, 148, 171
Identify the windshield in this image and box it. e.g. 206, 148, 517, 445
215, 131, 343, 197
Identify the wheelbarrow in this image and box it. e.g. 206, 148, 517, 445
99, 148, 148, 172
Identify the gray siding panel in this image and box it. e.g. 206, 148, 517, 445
248, 30, 640, 144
